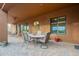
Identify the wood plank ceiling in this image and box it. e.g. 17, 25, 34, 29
1, 3, 79, 23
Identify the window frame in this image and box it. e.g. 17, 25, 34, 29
21, 23, 29, 32
50, 16, 66, 35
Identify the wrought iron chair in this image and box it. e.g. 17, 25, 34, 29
22, 32, 34, 48
39, 32, 51, 49
22, 32, 28, 42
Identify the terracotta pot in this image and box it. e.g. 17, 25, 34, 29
54, 37, 62, 42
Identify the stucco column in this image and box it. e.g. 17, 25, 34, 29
17, 24, 21, 36
16, 24, 18, 35
0, 9, 8, 45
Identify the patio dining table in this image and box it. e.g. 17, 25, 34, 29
24, 32, 48, 49
28, 33, 46, 42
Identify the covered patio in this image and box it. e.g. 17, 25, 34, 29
0, 3, 79, 56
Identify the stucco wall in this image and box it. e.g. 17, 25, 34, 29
26, 6, 79, 44
0, 10, 8, 42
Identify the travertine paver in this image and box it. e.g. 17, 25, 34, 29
0, 35, 79, 56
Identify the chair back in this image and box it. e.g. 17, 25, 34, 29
22, 32, 29, 41
45, 32, 51, 43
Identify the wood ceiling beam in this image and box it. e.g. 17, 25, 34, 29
1, 3, 5, 10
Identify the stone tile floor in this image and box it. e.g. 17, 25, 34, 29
0, 35, 79, 56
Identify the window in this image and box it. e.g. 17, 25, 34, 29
21, 24, 29, 32
50, 16, 66, 34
